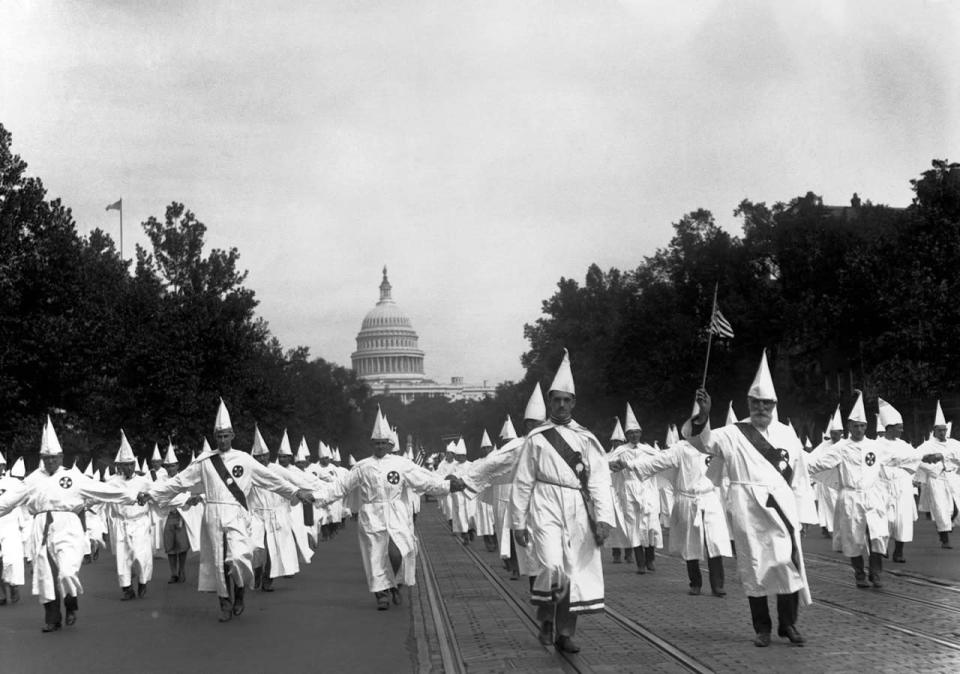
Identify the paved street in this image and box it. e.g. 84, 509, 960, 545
3, 507, 960, 673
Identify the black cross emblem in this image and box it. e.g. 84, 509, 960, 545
386, 470, 400, 485
865, 452, 876, 467
704, 456, 712, 467
231, 465, 244, 478
59, 476, 73, 489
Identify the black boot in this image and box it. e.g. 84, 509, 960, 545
940, 531, 952, 549
868, 552, 883, 588
42, 600, 62, 632
645, 546, 656, 572
64, 595, 77, 626
611, 548, 621, 564
686, 559, 702, 594
121, 586, 136, 601
218, 596, 233, 622
708, 556, 726, 596
624, 547, 634, 563
851, 556, 869, 588
892, 541, 906, 563
232, 585, 245, 616
375, 590, 390, 610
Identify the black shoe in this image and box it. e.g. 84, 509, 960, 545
554, 636, 581, 653
232, 587, 245, 616
821, 527, 830, 538
538, 621, 553, 646
869, 574, 883, 589
42, 622, 62, 633
168, 575, 179, 584
376, 591, 390, 610
754, 632, 771, 647
391, 587, 402, 605
9, 586, 18, 603
893, 555, 906, 563
778, 625, 805, 645
137, 583, 148, 598
121, 587, 136, 601
711, 588, 727, 597
855, 573, 870, 589
942, 542, 953, 550
636, 565, 646, 575
218, 597, 233, 622
262, 577, 274, 592
688, 586, 701, 595
65, 611, 76, 626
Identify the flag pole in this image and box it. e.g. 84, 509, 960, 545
119, 198, 123, 259
700, 282, 719, 388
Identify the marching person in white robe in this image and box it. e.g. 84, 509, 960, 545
155, 442, 200, 584
809, 407, 844, 538
273, 433, 316, 564
312, 407, 462, 609
875, 398, 923, 563
684, 351, 811, 648
612, 436, 732, 596
915, 400, 960, 549
248, 425, 301, 591
806, 392, 924, 588
606, 403, 661, 574
449, 438, 475, 544
474, 430, 499, 552
107, 431, 156, 599
0, 417, 138, 632
0, 451, 25, 605
140, 400, 314, 622
511, 350, 614, 654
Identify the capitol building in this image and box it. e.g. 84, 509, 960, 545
351, 267, 497, 403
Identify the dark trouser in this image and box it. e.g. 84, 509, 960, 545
748, 592, 798, 634
686, 557, 725, 591
43, 594, 78, 625
939, 531, 951, 544
893, 541, 905, 559
536, 584, 578, 638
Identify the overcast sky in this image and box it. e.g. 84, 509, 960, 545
2, 1, 958, 385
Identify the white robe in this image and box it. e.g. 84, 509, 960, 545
106, 474, 155, 587
687, 420, 812, 604
0, 475, 26, 585
148, 449, 300, 596
249, 466, 300, 577
314, 454, 451, 593
449, 460, 475, 534
915, 439, 960, 531
510, 421, 615, 614
606, 443, 661, 548
806, 437, 913, 557
625, 441, 731, 561
0, 466, 136, 603
809, 439, 841, 532
876, 437, 921, 543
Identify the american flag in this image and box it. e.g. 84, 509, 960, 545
709, 304, 735, 338
414, 447, 426, 466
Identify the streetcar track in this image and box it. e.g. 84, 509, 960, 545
417, 533, 468, 674
453, 535, 714, 673
803, 550, 960, 593
803, 568, 960, 616
816, 597, 960, 652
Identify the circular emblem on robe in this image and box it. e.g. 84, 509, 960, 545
59, 476, 73, 489
865, 452, 876, 466
386, 470, 400, 485
231, 465, 244, 478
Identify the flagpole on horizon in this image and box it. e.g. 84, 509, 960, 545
700, 282, 719, 388
105, 198, 123, 258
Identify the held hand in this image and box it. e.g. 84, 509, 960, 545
694, 388, 712, 422
185, 495, 202, 507
296, 489, 316, 504
921, 453, 944, 463
513, 528, 530, 547
136, 492, 153, 506
447, 476, 466, 493
594, 522, 611, 547
609, 459, 626, 473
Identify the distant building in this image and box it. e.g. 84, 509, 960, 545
351, 267, 496, 404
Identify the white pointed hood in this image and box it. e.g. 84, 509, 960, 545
624, 403, 641, 432
333, 448, 342, 463
319, 441, 333, 460
252, 423, 269, 456
827, 405, 844, 433
296, 437, 310, 463
847, 390, 867, 423
164, 440, 178, 465
11, 457, 26, 478
610, 418, 625, 443
747, 349, 777, 401
0, 449, 5, 465
524, 382, 546, 422
83, 460, 94, 478
877, 397, 903, 428
150, 444, 161, 462
454, 438, 467, 456
934, 400, 947, 428
371, 406, 392, 442
40, 415, 63, 456
725, 402, 738, 426
480, 430, 493, 448
115, 430, 136, 464
278, 430, 293, 457
348, 454, 357, 467
548, 348, 575, 396
214, 397, 232, 431
499, 415, 518, 441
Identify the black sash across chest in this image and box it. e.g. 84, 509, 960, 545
209, 454, 248, 510
539, 426, 598, 540
735, 423, 793, 486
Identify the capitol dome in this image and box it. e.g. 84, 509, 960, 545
351, 267, 426, 381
